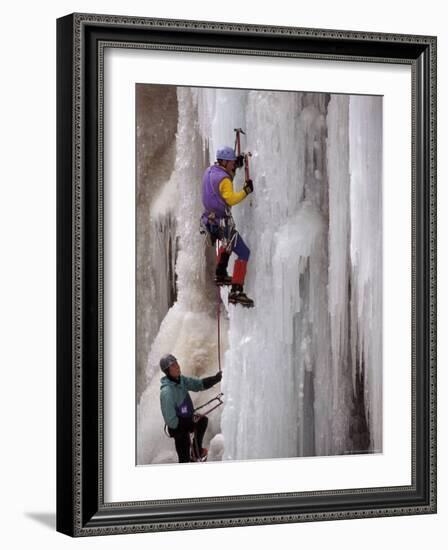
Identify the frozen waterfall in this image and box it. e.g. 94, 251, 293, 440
136, 85, 382, 464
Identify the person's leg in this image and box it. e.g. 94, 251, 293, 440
228, 232, 254, 307
232, 232, 250, 263
215, 246, 231, 285
172, 429, 192, 463
230, 231, 250, 288
192, 416, 209, 458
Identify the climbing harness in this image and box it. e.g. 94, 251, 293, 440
163, 394, 224, 436
163, 391, 224, 441
219, 216, 237, 254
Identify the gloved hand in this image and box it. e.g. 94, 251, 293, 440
236, 154, 245, 168
243, 179, 254, 195
202, 371, 222, 389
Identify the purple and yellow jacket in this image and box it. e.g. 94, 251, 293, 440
201, 164, 247, 222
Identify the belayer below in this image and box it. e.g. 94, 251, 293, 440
159, 354, 222, 463
200, 146, 255, 308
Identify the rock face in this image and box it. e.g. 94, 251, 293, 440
136, 84, 178, 401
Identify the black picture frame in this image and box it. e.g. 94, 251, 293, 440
56, 13, 437, 537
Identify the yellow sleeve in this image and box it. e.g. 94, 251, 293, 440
219, 177, 247, 207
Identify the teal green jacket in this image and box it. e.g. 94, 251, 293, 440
160, 375, 205, 429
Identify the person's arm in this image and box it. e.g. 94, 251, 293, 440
182, 375, 205, 392
219, 177, 247, 206
201, 371, 222, 389
182, 372, 222, 392
160, 389, 179, 429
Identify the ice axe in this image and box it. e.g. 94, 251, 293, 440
233, 127, 245, 163
234, 128, 253, 204
234, 127, 252, 175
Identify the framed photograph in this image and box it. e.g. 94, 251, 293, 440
56, 13, 437, 536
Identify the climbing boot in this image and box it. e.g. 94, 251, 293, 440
191, 447, 208, 462
228, 285, 254, 308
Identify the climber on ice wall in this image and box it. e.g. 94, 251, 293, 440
200, 143, 255, 308
159, 354, 222, 462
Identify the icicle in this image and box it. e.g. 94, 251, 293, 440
348, 95, 383, 452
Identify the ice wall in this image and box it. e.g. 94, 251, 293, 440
216, 91, 335, 459
137, 85, 382, 464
